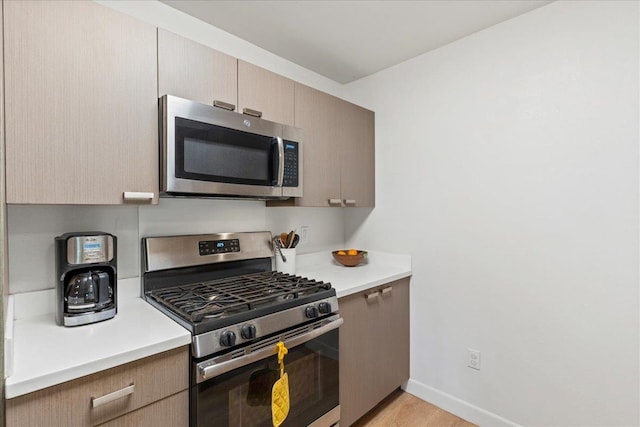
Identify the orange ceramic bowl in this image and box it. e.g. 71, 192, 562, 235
332, 250, 368, 267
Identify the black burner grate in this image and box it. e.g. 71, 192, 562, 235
147, 271, 331, 323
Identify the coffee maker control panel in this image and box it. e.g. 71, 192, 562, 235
66, 234, 114, 264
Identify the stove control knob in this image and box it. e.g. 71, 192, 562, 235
305, 306, 319, 319
241, 324, 257, 340
318, 302, 332, 314
220, 331, 236, 347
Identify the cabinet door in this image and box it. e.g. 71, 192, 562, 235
339, 288, 380, 426
371, 280, 410, 404
293, 83, 342, 207
158, 29, 237, 108
97, 391, 188, 427
339, 279, 410, 426
6, 346, 189, 427
339, 102, 375, 207
238, 60, 294, 126
4, 0, 158, 204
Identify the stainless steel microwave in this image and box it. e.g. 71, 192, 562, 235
159, 95, 303, 199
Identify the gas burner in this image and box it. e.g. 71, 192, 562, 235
147, 271, 331, 323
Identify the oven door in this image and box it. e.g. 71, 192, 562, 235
161, 95, 286, 199
192, 317, 342, 427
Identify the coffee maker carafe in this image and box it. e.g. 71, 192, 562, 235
55, 232, 117, 326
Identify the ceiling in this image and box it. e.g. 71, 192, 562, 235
160, 0, 553, 84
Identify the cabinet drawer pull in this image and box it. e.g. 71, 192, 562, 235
328, 199, 343, 206
343, 199, 357, 206
242, 108, 262, 118
123, 192, 154, 201
91, 384, 135, 408
213, 100, 236, 111
365, 291, 380, 301
381, 286, 393, 295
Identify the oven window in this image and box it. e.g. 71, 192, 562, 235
175, 117, 277, 186
192, 329, 339, 427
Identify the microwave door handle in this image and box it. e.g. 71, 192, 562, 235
276, 137, 284, 187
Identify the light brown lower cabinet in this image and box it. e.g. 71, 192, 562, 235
6, 346, 189, 427
96, 390, 188, 427
339, 278, 410, 427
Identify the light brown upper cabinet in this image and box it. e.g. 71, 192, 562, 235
238, 60, 295, 126
158, 29, 237, 109
272, 83, 374, 207
339, 100, 375, 207
4, 0, 159, 205
291, 84, 342, 207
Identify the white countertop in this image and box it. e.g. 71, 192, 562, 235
5, 251, 411, 399
295, 250, 412, 298
5, 278, 191, 399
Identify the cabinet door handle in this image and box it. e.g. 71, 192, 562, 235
242, 108, 263, 118
381, 286, 393, 295
123, 192, 154, 202
343, 199, 357, 206
328, 199, 343, 206
91, 384, 135, 408
365, 291, 380, 301
213, 100, 236, 111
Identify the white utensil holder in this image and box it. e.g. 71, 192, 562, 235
276, 248, 296, 275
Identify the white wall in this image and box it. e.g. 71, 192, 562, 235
345, 1, 639, 426
6, 0, 349, 295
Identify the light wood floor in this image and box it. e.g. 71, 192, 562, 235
351, 389, 477, 427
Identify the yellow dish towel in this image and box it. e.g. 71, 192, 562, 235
272, 341, 290, 427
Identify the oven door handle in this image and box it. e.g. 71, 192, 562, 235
197, 317, 343, 383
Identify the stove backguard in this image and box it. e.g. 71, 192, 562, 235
143, 232, 274, 276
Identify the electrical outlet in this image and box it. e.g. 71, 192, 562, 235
300, 226, 310, 242
468, 349, 480, 370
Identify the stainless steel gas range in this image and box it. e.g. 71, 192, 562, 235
142, 231, 341, 427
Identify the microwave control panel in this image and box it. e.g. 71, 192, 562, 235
199, 239, 240, 256
283, 141, 299, 187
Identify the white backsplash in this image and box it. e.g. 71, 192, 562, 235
139, 198, 267, 238
265, 207, 345, 254
7, 201, 347, 294
7, 205, 138, 294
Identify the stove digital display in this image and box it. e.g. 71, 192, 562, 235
198, 239, 240, 255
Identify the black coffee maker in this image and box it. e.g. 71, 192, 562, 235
55, 232, 117, 326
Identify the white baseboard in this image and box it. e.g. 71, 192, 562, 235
403, 379, 521, 427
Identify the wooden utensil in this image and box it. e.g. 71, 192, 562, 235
285, 231, 295, 248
